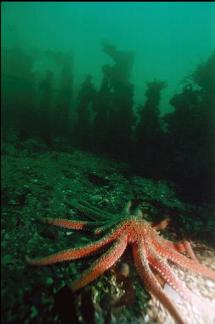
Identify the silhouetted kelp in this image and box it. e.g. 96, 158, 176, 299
93, 43, 135, 158
2, 46, 215, 203
74, 75, 96, 149
135, 80, 166, 178
164, 52, 215, 202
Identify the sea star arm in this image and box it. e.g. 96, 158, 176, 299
70, 199, 112, 221
70, 235, 128, 292
152, 218, 199, 262
152, 218, 171, 231
160, 237, 199, 262
122, 201, 132, 215
78, 199, 113, 217
93, 221, 119, 235
133, 240, 185, 324
152, 233, 215, 281
146, 242, 195, 302
42, 218, 92, 230
42, 218, 108, 232
178, 241, 199, 262
26, 226, 122, 266
148, 239, 215, 320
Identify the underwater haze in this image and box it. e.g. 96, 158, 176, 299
2, 3, 215, 324
2, 1, 215, 112
1, 2, 215, 202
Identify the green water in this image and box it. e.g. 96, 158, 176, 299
1, 2, 215, 201
2, 2, 215, 112
1, 4, 215, 323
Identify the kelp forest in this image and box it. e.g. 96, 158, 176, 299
1, 7, 215, 323
2, 45, 215, 203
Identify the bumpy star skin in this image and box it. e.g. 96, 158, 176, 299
27, 200, 215, 324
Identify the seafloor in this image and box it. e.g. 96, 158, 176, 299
1, 138, 215, 324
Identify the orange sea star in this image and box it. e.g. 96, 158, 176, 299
27, 200, 215, 324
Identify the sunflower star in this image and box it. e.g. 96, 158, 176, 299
27, 200, 215, 324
